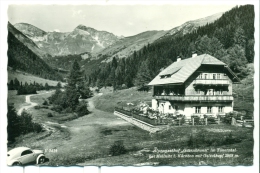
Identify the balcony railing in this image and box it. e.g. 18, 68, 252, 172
155, 95, 233, 102
193, 79, 230, 86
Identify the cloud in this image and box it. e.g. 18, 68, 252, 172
53, 29, 60, 32
127, 21, 134, 26
72, 9, 82, 17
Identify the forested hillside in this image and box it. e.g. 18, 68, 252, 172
45, 52, 106, 77
8, 23, 63, 81
87, 5, 254, 88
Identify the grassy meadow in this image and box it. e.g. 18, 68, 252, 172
93, 87, 153, 113
7, 90, 30, 110
8, 68, 65, 86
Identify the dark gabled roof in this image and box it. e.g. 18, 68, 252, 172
148, 54, 239, 86
159, 66, 183, 76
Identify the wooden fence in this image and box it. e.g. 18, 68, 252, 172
114, 107, 165, 126
114, 107, 221, 127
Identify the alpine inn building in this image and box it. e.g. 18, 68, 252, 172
148, 53, 240, 119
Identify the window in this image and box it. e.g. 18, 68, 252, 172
207, 106, 212, 113
217, 74, 220, 79
21, 150, 33, 156
213, 74, 216, 79
195, 106, 201, 113
204, 74, 208, 79
169, 105, 171, 110
208, 89, 214, 95
218, 106, 224, 113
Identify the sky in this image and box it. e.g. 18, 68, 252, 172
8, 4, 236, 36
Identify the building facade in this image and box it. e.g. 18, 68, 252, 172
148, 53, 240, 119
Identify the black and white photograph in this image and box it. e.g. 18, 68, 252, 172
0, 0, 259, 172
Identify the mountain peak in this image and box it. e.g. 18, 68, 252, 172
14, 23, 47, 39
75, 24, 96, 31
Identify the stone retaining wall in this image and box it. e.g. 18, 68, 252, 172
114, 111, 163, 133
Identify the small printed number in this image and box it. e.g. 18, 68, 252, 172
45, 149, 58, 153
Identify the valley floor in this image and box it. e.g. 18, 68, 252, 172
7, 90, 254, 166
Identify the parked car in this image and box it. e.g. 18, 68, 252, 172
7, 147, 45, 166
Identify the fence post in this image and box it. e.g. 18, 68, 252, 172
205, 118, 208, 125
192, 118, 194, 126
231, 117, 236, 125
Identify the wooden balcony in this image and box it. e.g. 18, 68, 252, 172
193, 79, 230, 86
155, 95, 233, 102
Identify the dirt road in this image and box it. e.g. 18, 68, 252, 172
14, 92, 136, 165
17, 91, 51, 115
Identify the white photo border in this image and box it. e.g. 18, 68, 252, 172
0, 0, 259, 173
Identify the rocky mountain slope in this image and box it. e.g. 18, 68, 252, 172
93, 12, 223, 62
94, 30, 167, 62
162, 12, 223, 37
8, 22, 63, 81
8, 22, 49, 59
14, 23, 121, 56
13, 12, 222, 60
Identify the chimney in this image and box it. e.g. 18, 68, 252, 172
192, 51, 197, 58
177, 56, 181, 62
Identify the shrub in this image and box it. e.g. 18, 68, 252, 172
47, 113, 53, 117
51, 105, 63, 113
41, 105, 48, 109
34, 105, 40, 109
75, 101, 89, 117
43, 100, 48, 105
109, 140, 127, 156
221, 132, 242, 145
207, 117, 216, 124
32, 122, 43, 133
62, 107, 73, 113
17, 85, 37, 95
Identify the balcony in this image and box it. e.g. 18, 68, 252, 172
155, 95, 233, 102
193, 79, 229, 86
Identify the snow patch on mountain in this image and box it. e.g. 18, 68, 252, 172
91, 45, 95, 51
93, 35, 104, 48
75, 28, 90, 35
31, 36, 46, 42
81, 54, 89, 60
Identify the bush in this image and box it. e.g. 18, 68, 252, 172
207, 117, 216, 124
43, 100, 48, 105
34, 105, 40, 109
221, 132, 242, 145
109, 140, 127, 156
17, 85, 37, 95
47, 113, 53, 117
62, 107, 73, 113
51, 105, 63, 113
32, 122, 43, 133
75, 101, 89, 117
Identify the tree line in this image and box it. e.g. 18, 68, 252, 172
7, 104, 42, 143
8, 78, 62, 95
86, 5, 254, 88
